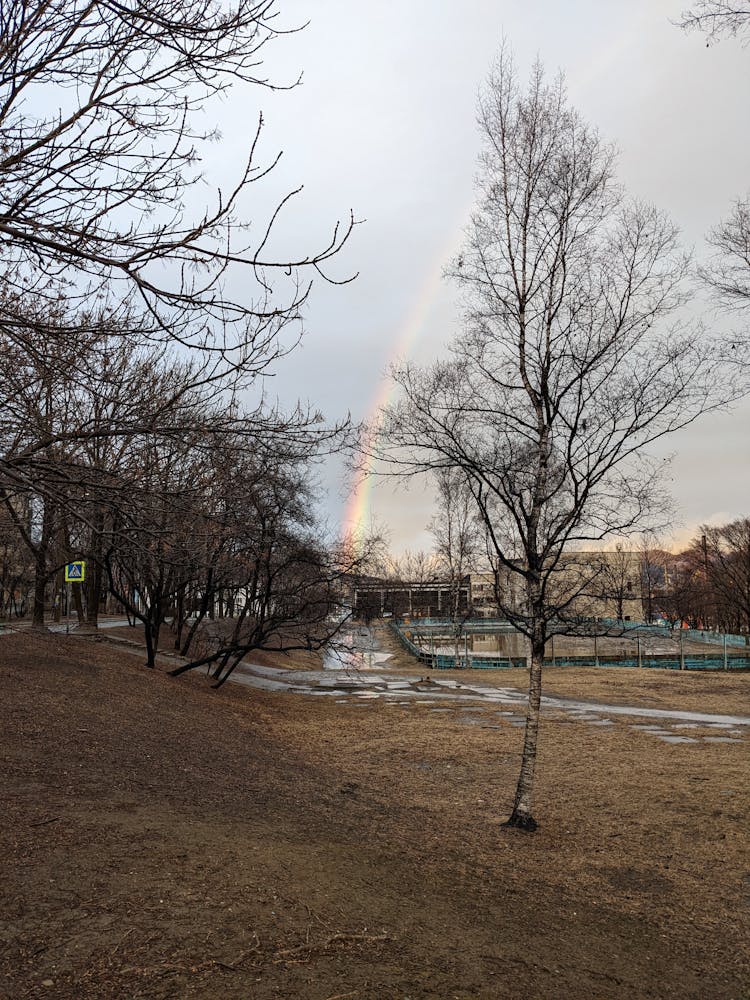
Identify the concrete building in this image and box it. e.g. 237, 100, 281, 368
352, 576, 471, 619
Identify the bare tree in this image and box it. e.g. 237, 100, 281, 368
676, 3, 750, 42
379, 548, 442, 617
0, 310, 204, 626
0, 320, 91, 624
0, 500, 33, 618
660, 553, 702, 630
167, 468, 366, 688
701, 199, 750, 324
429, 468, 482, 664
376, 51, 724, 830
102, 432, 210, 668
0, 0, 355, 355
697, 519, 750, 634
639, 535, 670, 624
588, 545, 640, 623
675, 5, 750, 367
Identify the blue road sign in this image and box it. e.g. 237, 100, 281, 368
65, 561, 86, 583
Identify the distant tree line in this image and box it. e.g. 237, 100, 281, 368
646, 521, 750, 635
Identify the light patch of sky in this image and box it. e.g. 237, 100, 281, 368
195, 1, 749, 554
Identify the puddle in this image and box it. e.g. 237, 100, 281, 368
555, 701, 750, 727
703, 736, 741, 744
655, 735, 698, 744
227, 657, 750, 734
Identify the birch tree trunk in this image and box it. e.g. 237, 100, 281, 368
505, 631, 544, 830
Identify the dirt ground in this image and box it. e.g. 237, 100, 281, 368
1, 630, 748, 999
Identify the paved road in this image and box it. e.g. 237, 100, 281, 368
0, 617, 131, 635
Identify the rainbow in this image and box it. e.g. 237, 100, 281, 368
342, 212, 470, 538
341, 42, 658, 540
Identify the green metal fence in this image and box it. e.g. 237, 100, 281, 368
389, 619, 750, 672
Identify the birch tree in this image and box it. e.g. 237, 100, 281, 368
376, 51, 724, 830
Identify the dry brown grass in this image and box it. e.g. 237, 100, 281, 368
0, 630, 748, 999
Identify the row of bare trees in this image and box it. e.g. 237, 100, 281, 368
0, 314, 363, 684
646, 522, 750, 635
0, 1, 363, 682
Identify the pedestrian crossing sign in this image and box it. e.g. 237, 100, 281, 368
65, 561, 86, 583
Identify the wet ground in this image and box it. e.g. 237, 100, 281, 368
4, 618, 747, 745
233, 654, 750, 746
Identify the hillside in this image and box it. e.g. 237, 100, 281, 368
1, 631, 748, 999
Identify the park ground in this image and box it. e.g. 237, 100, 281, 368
0, 629, 749, 999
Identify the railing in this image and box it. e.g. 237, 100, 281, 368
388, 619, 750, 671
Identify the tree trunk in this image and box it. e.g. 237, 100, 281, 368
85, 557, 102, 628
504, 632, 544, 831
144, 626, 156, 668
142, 615, 161, 668
32, 553, 48, 628
31, 497, 56, 628
72, 582, 85, 625
85, 512, 105, 629
174, 585, 185, 649
53, 569, 63, 622
181, 570, 213, 655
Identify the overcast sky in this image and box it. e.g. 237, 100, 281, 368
210, 1, 750, 553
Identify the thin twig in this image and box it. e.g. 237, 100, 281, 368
274, 932, 389, 961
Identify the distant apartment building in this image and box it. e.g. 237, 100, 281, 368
470, 551, 644, 622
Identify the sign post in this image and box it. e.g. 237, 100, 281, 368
64, 561, 86, 634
